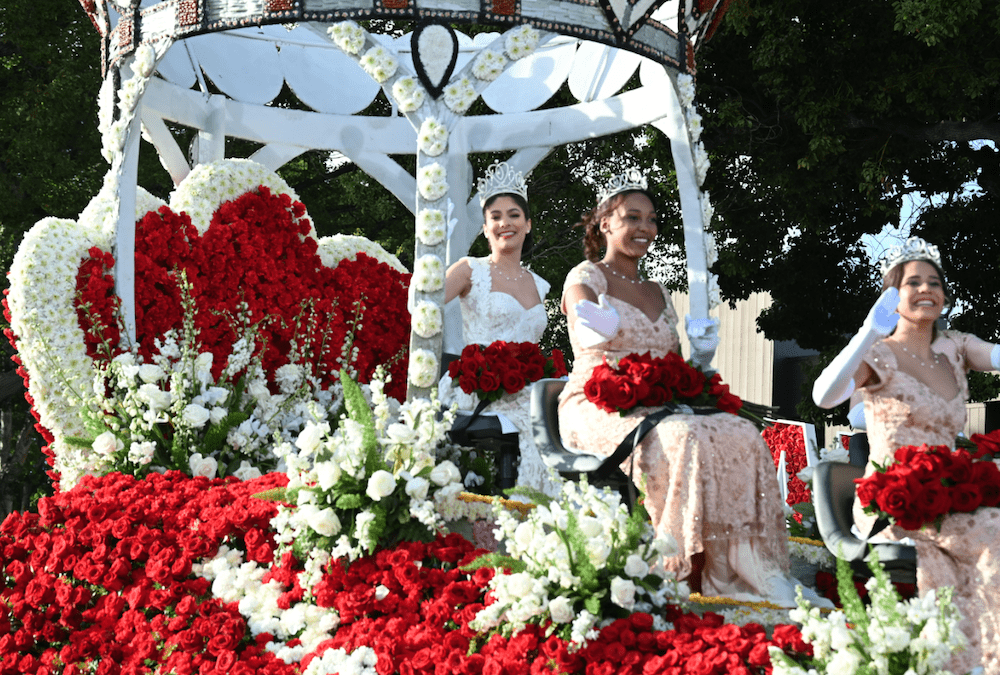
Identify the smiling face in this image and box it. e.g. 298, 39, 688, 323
600, 191, 657, 259
483, 194, 531, 256
894, 260, 946, 324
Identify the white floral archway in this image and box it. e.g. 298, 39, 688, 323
81, 0, 728, 398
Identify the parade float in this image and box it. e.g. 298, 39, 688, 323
0, 0, 973, 673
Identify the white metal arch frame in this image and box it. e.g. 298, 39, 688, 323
79, 0, 729, 398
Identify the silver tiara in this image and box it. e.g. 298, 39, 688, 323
477, 161, 528, 207
879, 236, 942, 276
596, 168, 648, 205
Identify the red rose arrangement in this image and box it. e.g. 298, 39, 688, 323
762, 422, 811, 517
448, 341, 567, 403
584, 351, 742, 415
855, 442, 1000, 531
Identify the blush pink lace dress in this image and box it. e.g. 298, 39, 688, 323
856, 334, 1000, 673
557, 262, 794, 602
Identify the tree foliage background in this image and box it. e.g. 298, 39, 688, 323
2, 0, 1000, 505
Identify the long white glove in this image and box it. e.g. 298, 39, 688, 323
686, 315, 720, 371
812, 287, 900, 409
574, 294, 620, 348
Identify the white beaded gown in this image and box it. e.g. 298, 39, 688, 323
452, 257, 563, 498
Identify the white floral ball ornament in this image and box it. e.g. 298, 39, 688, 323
327, 21, 365, 55
472, 49, 507, 81
417, 163, 449, 201
413, 255, 444, 292
417, 118, 448, 157
442, 77, 477, 114
504, 25, 540, 60
391, 77, 426, 113
359, 45, 399, 83
416, 209, 447, 246
412, 301, 443, 338
408, 349, 439, 389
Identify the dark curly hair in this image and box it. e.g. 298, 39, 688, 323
575, 189, 658, 262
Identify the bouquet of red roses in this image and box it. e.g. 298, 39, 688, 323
448, 341, 568, 403
856, 442, 1000, 531
583, 351, 742, 416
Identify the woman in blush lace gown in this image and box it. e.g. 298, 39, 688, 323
813, 236, 1000, 672
443, 161, 562, 498
557, 170, 814, 606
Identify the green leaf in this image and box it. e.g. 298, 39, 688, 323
340, 370, 379, 469
335, 493, 363, 510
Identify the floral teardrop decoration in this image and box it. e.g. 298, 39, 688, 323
411, 21, 459, 100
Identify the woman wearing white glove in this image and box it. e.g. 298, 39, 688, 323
813, 237, 1000, 672
557, 170, 813, 607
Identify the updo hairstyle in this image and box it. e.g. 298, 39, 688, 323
575, 189, 657, 262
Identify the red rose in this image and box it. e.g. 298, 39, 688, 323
478, 370, 501, 393
946, 451, 973, 483
950, 482, 983, 513
641, 383, 670, 407
970, 430, 1000, 459
584, 366, 623, 413
915, 482, 952, 518
549, 349, 567, 377
674, 365, 706, 399
501, 369, 525, 395
972, 461, 1000, 507
879, 479, 917, 521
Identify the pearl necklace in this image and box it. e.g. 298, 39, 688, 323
490, 260, 525, 282
600, 262, 644, 285
898, 344, 940, 369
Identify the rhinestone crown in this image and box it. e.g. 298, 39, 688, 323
478, 161, 528, 207
879, 236, 942, 276
596, 168, 648, 206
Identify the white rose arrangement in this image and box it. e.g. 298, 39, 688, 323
416, 162, 449, 201
770, 553, 967, 675
327, 21, 365, 55
271, 373, 463, 573
467, 479, 688, 647
391, 76, 427, 113
417, 117, 448, 157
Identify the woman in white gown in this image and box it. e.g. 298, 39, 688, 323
443, 161, 562, 498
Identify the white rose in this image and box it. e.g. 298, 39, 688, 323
623, 554, 650, 579
181, 403, 211, 429
405, 476, 429, 501
610, 577, 636, 611
315, 460, 343, 491
232, 461, 262, 481
188, 452, 218, 478
429, 460, 461, 486
549, 596, 575, 624
92, 431, 123, 457
137, 363, 166, 383
307, 507, 342, 537
652, 533, 680, 558
296, 422, 330, 454
366, 470, 396, 501
209, 407, 227, 425
385, 423, 418, 446
577, 516, 603, 538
